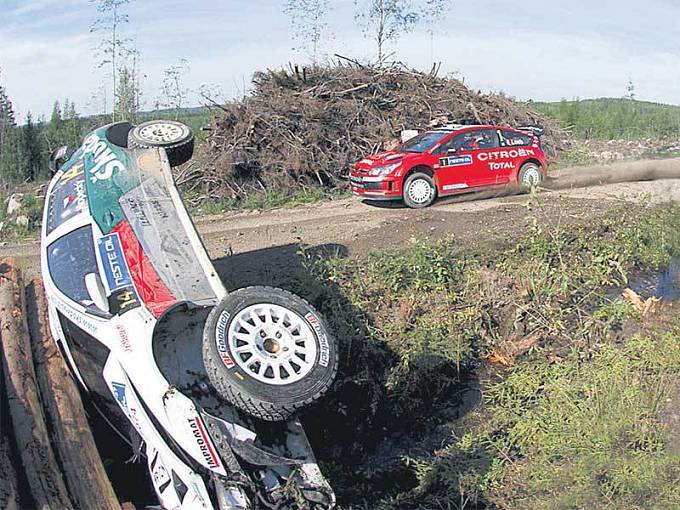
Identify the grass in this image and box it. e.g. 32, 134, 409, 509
295, 193, 680, 509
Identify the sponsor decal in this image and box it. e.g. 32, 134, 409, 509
112, 382, 128, 411
115, 324, 133, 352
81, 133, 127, 183
128, 407, 143, 431
439, 155, 473, 168
120, 196, 152, 227
56, 163, 84, 188
98, 233, 132, 292
305, 312, 330, 367
215, 311, 235, 369
443, 183, 469, 191
59, 179, 87, 221
150, 452, 172, 493
489, 162, 515, 170
477, 148, 536, 162
53, 299, 98, 334
110, 287, 141, 315
188, 417, 221, 469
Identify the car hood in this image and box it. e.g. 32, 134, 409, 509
355, 150, 409, 170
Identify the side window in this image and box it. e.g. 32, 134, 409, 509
500, 130, 532, 147
446, 130, 499, 152
45, 162, 89, 235
47, 226, 98, 306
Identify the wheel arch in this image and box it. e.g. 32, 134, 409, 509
515, 158, 545, 182
404, 164, 435, 179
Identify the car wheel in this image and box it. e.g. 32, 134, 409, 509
403, 172, 437, 208
518, 162, 543, 188
202, 287, 338, 421
128, 120, 195, 167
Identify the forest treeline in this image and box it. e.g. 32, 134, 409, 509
532, 98, 680, 140
0, 79, 210, 186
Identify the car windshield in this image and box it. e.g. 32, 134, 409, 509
47, 225, 98, 306
398, 131, 450, 153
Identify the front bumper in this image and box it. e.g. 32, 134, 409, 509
349, 174, 402, 200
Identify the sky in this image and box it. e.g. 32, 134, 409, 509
1, 0, 680, 121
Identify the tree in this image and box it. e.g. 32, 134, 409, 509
626, 79, 636, 101
22, 113, 43, 181
90, 0, 132, 121
116, 64, 140, 121
284, 0, 331, 63
422, 0, 453, 64
0, 72, 25, 183
355, 0, 419, 63
156, 59, 190, 120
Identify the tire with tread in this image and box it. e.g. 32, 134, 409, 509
403, 172, 437, 209
128, 120, 195, 167
517, 162, 544, 189
202, 286, 338, 421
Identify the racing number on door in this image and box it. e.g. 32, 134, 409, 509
436, 130, 499, 190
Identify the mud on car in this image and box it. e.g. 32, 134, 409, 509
350, 124, 548, 208
41, 120, 338, 509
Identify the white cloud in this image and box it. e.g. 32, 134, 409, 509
2, 0, 680, 122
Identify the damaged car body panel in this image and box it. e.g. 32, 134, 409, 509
40, 121, 336, 510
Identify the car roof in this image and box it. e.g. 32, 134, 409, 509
430, 124, 511, 133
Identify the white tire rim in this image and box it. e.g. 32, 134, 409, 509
136, 122, 188, 144
408, 179, 433, 204
522, 166, 542, 186
227, 304, 318, 386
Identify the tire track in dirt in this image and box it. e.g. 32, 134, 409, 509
4, 158, 680, 278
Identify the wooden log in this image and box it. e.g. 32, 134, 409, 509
0, 259, 72, 509
26, 279, 121, 510
0, 390, 20, 510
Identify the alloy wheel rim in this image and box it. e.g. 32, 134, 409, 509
408, 179, 432, 204
523, 167, 541, 186
227, 304, 317, 385
137, 122, 186, 144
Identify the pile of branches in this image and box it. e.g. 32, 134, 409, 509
187, 62, 565, 200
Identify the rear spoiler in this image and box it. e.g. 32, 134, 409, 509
517, 125, 545, 137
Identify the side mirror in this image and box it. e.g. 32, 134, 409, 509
50, 146, 69, 174
85, 273, 110, 314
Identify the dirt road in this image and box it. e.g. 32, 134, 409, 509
6, 158, 680, 281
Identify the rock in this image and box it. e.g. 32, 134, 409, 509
6, 193, 25, 216
15, 215, 29, 228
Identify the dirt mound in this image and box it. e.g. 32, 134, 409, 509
189, 63, 564, 200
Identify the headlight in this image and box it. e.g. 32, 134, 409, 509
368, 163, 401, 176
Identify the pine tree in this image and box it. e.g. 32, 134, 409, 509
22, 112, 43, 181
0, 71, 25, 183
45, 100, 64, 150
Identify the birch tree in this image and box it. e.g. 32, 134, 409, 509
284, 0, 331, 63
90, 0, 132, 121
355, 0, 418, 63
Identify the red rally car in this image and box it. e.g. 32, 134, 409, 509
349, 124, 548, 208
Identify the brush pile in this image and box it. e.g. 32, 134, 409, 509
187, 62, 564, 200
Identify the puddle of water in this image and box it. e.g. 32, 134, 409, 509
627, 258, 680, 303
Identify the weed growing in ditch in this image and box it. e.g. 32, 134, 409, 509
305, 198, 680, 508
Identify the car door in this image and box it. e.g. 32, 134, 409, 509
434, 129, 499, 191
493, 129, 535, 184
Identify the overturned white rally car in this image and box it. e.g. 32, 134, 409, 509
40, 120, 339, 509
